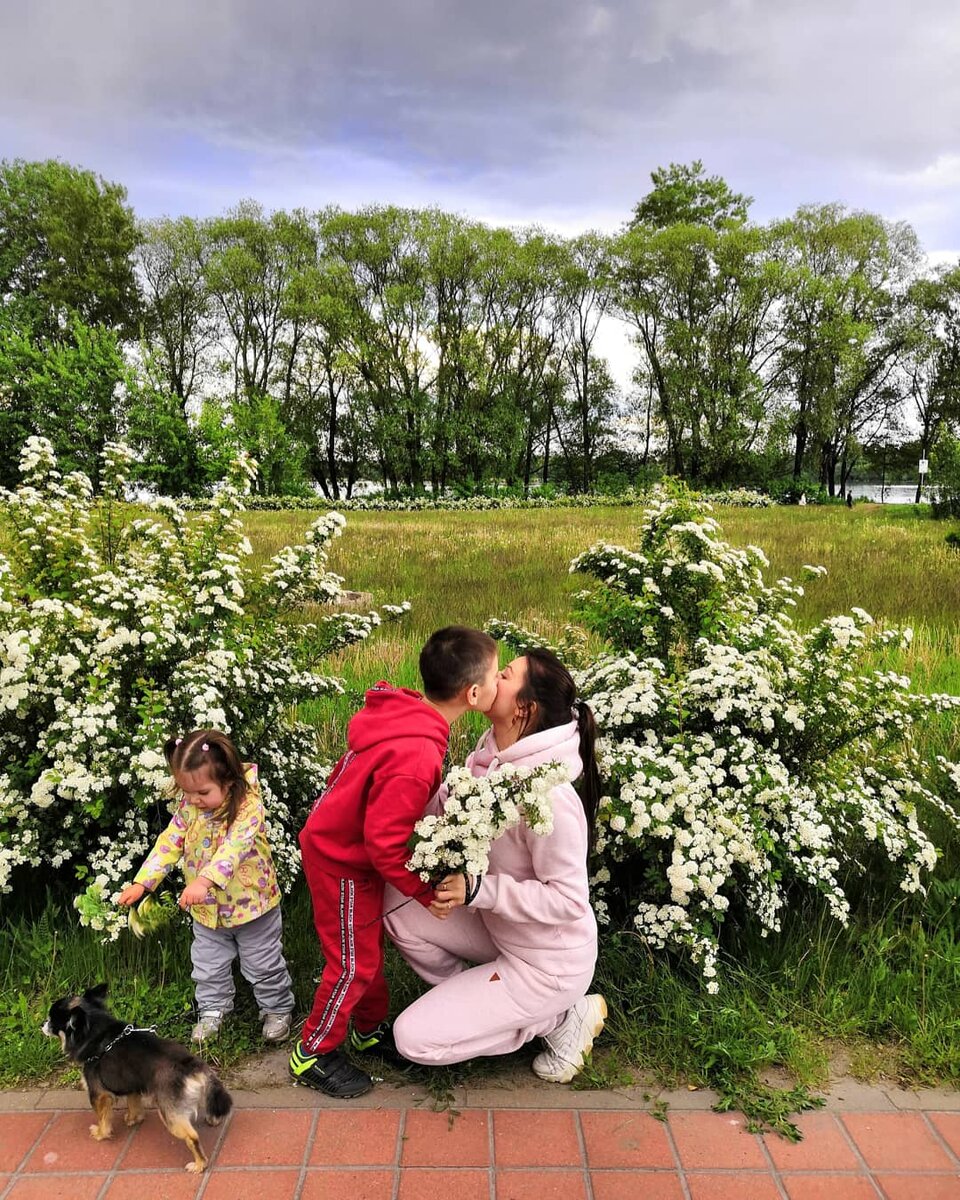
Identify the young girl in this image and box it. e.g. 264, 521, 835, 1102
118, 729, 295, 1043
385, 648, 606, 1083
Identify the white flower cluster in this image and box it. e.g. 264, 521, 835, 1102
491, 487, 960, 991
406, 761, 568, 880
0, 437, 407, 933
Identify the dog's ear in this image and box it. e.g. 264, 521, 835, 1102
67, 1007, 88, 1037
84, 983, 109, 1004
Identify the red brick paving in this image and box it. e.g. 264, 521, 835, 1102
580, 1109, 674, 1167
0, 1103, 958, 1198
493, 1109, 581, 1166
841, 1111, 956, 1171
780, 1176, 880, 1200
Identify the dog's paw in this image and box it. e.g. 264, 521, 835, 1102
123, 1113, 145, 1127
89, 1124, 112, 1141
185, 1161, 205, 1173
204, 1115, 222, 1126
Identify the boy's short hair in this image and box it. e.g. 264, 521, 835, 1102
419, 626, 498, 701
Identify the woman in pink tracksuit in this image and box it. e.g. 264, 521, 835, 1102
384, 648, 607, 1083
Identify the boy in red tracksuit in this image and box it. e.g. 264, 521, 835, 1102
289, 625, 500, 1098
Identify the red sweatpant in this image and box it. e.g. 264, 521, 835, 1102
301, 868, 389, 1055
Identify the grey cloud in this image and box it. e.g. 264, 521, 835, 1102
1, 1, 959, 246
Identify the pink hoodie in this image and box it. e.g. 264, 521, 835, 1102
464, 719, 598, 974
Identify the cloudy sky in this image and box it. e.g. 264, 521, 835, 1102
1, 0, 959, 254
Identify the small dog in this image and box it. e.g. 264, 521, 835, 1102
43, 983, 232, 1172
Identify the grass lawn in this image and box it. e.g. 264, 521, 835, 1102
2, 500, 959, 1133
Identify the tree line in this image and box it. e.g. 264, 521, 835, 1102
2, 158, 959, 497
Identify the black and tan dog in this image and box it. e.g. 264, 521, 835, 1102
42, 984, 232, 1172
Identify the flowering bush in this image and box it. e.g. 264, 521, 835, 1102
177, 491, 652, 513
0, 437, 407, 936
407, 761, 568, 881
700, 488, 774, 508
178, 485, 774, 513
489, 489, 960, 989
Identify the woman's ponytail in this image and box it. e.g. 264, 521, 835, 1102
574, 701, 600, 855
520, 648, 601, 858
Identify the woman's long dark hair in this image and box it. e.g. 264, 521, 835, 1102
514, 648, 600, 854
164, 729, 249, 828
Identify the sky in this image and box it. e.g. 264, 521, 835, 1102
1, 0, 959, 244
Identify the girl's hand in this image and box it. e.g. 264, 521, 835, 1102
178, 878, 214, 909
429, 873, 467, 919
117, 883, 146, 907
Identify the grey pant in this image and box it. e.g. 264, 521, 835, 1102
191, 906, 294, 1015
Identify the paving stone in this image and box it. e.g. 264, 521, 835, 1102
493, 1109, 581, 1167
21, 1110, 130, 1173
200, 1168, 301, 1200
214, 1109, 313, 1167
0, 1113, 51, 1172
928, 1111, 960, 1161
780, 1175, 880, 1200
841, 1112, 955, 1172
7, 1176, 107, 1199
102, 1171, 203, 1200
308, 1109, 401, 1166
685, 1172, 782, 1200
579, 1110, 673, 1169
400, 1109, 490, 1167
396, 1167, 490, 1199
669, 1111, 767, 1170
494, 1168, 588, 1199
763, 1112, 861, 1172
300, 1168, 396, 1199
590, 1173, 685, 1200
872, 1175, 960, 1200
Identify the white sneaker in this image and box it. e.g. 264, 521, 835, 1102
191, 1010, 226, 1042
532, 994, 607, 1083
261, 1012, 292, 1042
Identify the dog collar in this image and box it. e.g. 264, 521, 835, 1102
87, 1023, 158, 1064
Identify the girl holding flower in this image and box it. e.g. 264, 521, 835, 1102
385, 649, 606, 1083
118, 729, 294, 1044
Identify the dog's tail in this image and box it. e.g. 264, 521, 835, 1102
205, 1074, 233, 1122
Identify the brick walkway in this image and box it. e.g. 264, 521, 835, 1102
1, 1100, 959, 1200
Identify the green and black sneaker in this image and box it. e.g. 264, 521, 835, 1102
289, 1040, 373, 1098
348, 1020, 410, 1069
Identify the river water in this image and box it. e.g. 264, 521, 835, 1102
846, 483, 938, 504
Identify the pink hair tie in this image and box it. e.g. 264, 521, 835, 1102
175, 737, 183, 746
201, 742, 209, 752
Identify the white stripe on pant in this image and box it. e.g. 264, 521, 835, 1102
304, 878, 357, 1053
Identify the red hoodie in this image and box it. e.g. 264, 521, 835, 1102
299, 682, 449, 905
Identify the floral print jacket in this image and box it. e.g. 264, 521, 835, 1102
134, 765, 281, 929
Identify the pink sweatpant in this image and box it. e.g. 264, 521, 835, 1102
384, 884, 595, 1066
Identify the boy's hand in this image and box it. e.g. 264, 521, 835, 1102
429, 873, 467, 919
117, 883, 146, 907
178, 877, 215, 908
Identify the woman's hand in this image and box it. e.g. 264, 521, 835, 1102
429, 872, 467, 919
178, 877, 215, 909
117, 882, 146, 907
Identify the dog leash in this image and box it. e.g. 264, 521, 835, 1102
87, 1023, 158, 1064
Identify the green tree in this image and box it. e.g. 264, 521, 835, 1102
631, 160, 752, 231
137, 216, 216, 410
615, 219, 783, 483
0, 316, 129, 487
556, 233, 616, 491
902, 265, 960, 500
771, 205, 922, 492
0, 159, 140, 342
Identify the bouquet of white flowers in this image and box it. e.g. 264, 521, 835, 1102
406, 760, 569, 882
